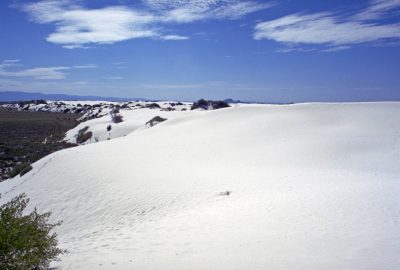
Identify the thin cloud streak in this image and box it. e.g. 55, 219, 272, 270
254, 0, 400, 50
0, 64, 70, 80
0, 60, 98, 80
354, 0, 400, 20
159, 35, 190, 40
73, 64, 98, 69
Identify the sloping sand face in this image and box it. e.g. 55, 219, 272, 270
1, 103, 400, 270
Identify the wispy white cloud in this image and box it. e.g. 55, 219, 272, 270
160, 1, 269, 23
160, 35, 190, 40
0, 78, 92, 94
254, 0, 400, 51
19, 0, 270, 48
73, 64, 97, 69
0, 59, 21, 68
63, 44, 91, 49
144, 0, 220, 10
322, 46, 351, 52
354, 0, 400, 20
0, 59, 70, 80
0, 60, 97, 80
0, 67, 69, 80
3, 59, 20, 64
275, 47, 317, 53
207, 1, 270, 20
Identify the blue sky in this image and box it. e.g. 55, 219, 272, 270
0, 0, 399, 102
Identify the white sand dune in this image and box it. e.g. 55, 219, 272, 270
1, 102, 400, 270
64, 107, 194, 144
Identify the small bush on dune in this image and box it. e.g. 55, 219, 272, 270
211, 100, 231, 109
0, 193, 66, 270
75, 108, 83, 114
191, 99, 208, 110
111, 107, 120, 114
146, 116, 167, 127
191, 99, 230, 110
76, 126, 92, 144
76, 131, 92, 144
18, 164, 32, 177
145, 103, 161, 109
111, 113, 123, 124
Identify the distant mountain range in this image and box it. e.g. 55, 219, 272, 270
0, 91, 288, 105
0, 91, 148, 102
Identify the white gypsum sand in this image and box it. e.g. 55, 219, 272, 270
0, 102, 399, 270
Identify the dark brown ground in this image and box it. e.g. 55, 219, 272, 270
0, 108, 82, 181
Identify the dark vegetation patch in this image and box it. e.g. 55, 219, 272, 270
145, 103, 161, 109
111, 106, 120, 114
111, 113, 124, 123
146, 116, 167, 127
161, 107, 175, 111
9, 163, 33, 178
191, 99, 230, 110
76, 126, 93, 144
0, 108, 81, 181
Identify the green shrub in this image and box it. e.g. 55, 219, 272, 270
19, 165, 32, 177
9, 163, 33, 178
0, 193, 66, 270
